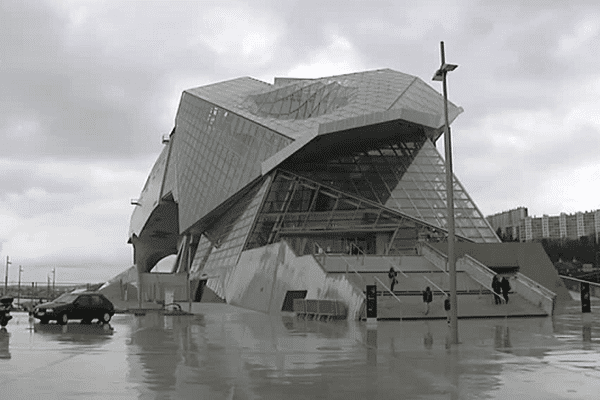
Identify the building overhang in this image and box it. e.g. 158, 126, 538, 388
128, 197, 179, 272
261, 106, 462, 176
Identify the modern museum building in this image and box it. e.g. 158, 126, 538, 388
106, 69, 564, 319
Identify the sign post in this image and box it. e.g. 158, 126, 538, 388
366, 284, 377, 324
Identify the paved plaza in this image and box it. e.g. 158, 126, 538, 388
1, 298, 599, 399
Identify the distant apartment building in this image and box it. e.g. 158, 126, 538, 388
486, 207, 528, 241
487, 207, 600, 243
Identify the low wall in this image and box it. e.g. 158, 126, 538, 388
225, 241, 365, 320
511, 273, 556, 315
99, 266, 139, 301
139, 272, 188, 302
99, 266, 189, 304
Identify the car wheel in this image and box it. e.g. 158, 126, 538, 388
100, 312, 111, 323
40, 318, 49, 324
58, 313, 68, 325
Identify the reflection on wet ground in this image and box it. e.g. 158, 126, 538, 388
0, 300, 599, 399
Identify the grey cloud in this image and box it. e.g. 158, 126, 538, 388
2, 0, 600, 281
0, 1, 222, 161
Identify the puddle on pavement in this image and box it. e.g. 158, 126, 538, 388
0, 300, 599, 399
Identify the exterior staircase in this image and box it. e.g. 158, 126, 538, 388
316, 243, 554, 320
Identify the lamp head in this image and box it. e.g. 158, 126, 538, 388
432, 63, 458, 81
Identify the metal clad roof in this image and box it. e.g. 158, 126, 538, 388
185, 69, 461, 143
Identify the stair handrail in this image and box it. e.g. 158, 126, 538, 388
417, 241, 450, 275
313, 242, 327, 267
353, 242, 449, 293
349, 242, 366, 266
373, 276, 402, 305
339, 254, 367, 285
422, 276, 447, 296
461, 254, 555, 314
458, 254, 504, 303
419, 241, 477, 293
314, 241, 366, 285
351, 242, 410, 279
513, 270, 557, 300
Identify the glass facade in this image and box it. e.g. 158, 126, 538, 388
388, 140, 497, 242
173, 92, 291, 233
246, 80, 357, 120
281, 131, 497, 243
161, 136, 178, 202
129, 145, 169, 237
245, 170, 449, 256
188, 177, 271, 298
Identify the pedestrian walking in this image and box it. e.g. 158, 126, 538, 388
388, 267, 398, 292
444, 294, 451, 324
501, 277, 511, 304
422, 286, 433, 315
492, 275, 502, 305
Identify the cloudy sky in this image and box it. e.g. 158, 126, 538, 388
1, 0, 599, 284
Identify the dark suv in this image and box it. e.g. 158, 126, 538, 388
33, 292, 115, 325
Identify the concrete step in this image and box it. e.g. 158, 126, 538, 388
374, 292, 546, 320
338, 271, 487, 293
318, 254, 436, 273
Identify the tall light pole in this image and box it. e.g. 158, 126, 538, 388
4, 256, 11, 296
52, 267, 56, 297
433, 41, 459, 345
18, 266, 23, 308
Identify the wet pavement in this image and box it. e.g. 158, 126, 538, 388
1, 300, 599, 399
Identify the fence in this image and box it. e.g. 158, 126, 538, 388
1, 282, 102, 304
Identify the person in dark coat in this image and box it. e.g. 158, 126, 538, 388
388, 267, 398, 292
501, 277, 511, 304
444, 294, 451, 324
492, 275, 502, 305
422, 286, 433, 315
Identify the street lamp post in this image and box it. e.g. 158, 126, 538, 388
18, 266, 23, 308
4, 256, 11, 296
433, 41, 459, 345
52, 268, 56, 297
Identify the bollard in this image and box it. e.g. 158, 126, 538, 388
581, 282, 591, 313
366, 285, 377, 324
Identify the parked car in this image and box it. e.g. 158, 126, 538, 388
33, 292, 115, 325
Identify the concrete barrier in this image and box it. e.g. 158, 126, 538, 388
225, 241, 365, 319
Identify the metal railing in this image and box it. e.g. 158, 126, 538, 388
352, 242, 451, 295
350, 243, 409, 278
458, 255, 507, 304
417, 241, 450, 275
314, 242, 365, 285
560, 275, 600, 299
373, 276, 402, 311
422, 276, 447, 296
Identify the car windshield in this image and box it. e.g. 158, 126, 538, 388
52, 293, 80, 303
